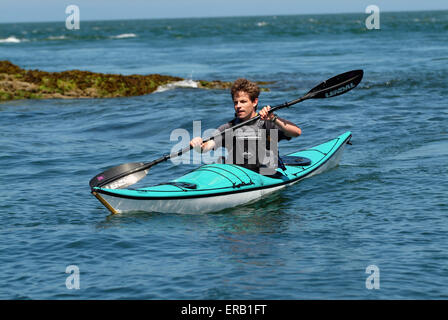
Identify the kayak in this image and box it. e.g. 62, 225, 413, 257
92, 131, 352, 214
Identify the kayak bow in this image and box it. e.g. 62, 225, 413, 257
92, 131, 352, 214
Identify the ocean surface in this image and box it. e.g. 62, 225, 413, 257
1, 11, 447, 299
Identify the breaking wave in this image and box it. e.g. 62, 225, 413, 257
0, 36, 21, 43
110, 33, 137, 39
155, 79, 199, 93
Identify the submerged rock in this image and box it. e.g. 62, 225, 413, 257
0, 60, 182, 101
0, 61, 272, 101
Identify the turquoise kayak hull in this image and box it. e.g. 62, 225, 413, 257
92, 131, 352, 214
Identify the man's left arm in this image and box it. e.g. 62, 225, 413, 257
259, 105, 301, 137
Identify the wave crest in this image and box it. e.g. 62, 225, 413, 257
0, 36, 21, 43
155, 79, 199, 93
110, 33, 137, 39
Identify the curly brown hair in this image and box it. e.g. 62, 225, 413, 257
231, 78, 260, 102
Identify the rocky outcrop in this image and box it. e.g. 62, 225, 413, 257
0, 61, 271, 101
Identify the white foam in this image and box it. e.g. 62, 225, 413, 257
111, 33, 137, 39
256, 21, 268, 27
155, 79, 199, 93
0, 36, 21, 43
47, 35, 67, 40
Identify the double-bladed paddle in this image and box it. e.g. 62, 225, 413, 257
89, 69, 363, 190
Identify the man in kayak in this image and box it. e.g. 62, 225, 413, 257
190, 78, 301, 175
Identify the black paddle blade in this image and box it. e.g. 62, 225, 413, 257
89, 162, 147, 189
307, 69, 364, 99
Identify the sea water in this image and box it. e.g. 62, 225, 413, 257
0, 11, 447, 299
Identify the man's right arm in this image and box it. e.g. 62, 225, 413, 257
189, 122, 230, 153
189, 137, 216, 153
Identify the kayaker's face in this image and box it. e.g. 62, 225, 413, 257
233, 91, 258, 121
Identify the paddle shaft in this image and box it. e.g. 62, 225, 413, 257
151, 86, 329, 163
126, 98, 302, 171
